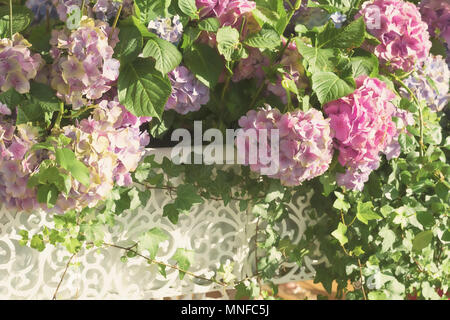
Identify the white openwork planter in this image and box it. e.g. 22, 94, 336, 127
0, 148, 322, 299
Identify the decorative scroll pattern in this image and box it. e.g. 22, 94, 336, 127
0, 155, 322, 299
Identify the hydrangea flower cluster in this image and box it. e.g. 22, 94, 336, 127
325, 76, 397, 191
0, 34, 43, 94
196, 0, 256, 27
52, 99, 150, 212
237, 107, 334, 186
26, 0, 58, 23
165, 66, 210, 115
148, 15, 184, 44
0, 106, 42, 212
267, 41, 308, 104
54, 0, 133, 22
232, 47, 269, 83
358, 0, 431, 72
49, 17, 120, 109
401, 54, 450, 112
420, 0, 450, 65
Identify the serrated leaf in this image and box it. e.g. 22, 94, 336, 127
29, 82, 60, 112
0, 5, 33, 38
118, 58, 172, 118
198, 17, 220, 32
114, 24, 143, 65
311, 71, 355, 105
244, 25, 281, 49
183, 43, 224, 88
141, 36, 182, 73
318, 17, 366, 49
178, 0, 199, 19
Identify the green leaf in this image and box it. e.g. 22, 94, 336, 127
30, 234, 45, 252
350, 54, 379, 78
0, 5, 33, 38
37, 184, 59, 208
176, 184, 204, 211
368, 291, 387, 300
356, 201, 382, 225
55, 148, 90, 187
0, 89, 23, 111
296, 40, 337, 73
29, 82, 60, 112
331, 222, 348, 246
171, 248, 194, 279
178, 0, 199, 19
265, 181, 284, 202
312, 71, 355, 105
318, 17, 366, 49
142, 36, 182, 74
183, 43, 224, 88
139, 228, 169, 259
134, 0, 171, 22
198, 17, 220, 32
379, 227, 396, 252
114, 24, 143, 66
244, 25, 281, 49
163, 203, 180, 224
16, 102, 45, 125
216, 26, 240, 61
412, 230, 433, 252
118, 58, 172, 118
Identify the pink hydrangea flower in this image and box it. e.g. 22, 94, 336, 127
358, 0, 431, 72
325, 76, 398, 190
50, 17, 119, 109
196, 0, 256, 27
420, 0, 450, 46
237, 107, 334, 186
0, 34, 43, 94
232, 47, 269, 83
0, 113, 42, 212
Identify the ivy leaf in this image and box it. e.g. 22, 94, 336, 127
412, 230, 433, 252
30, 234, 45, 252
183, 43, 224, 88
114, 24, 143, 66
142, 35, 182, 74
265, 181, 284, 203
55, 148, 90, 187
171, 248, 194, 279
0, 5, 33, 38
379, 227, 396, 252
178, 0, 199, 19
244, 25, 281, 49
139, 228, 169, 259
311, 71, 355, 105
118, 58, 172, 118
163, 203, 180, 224
356, 201, 382, 225
176, 184, 204, 211
331, 222, 348, 246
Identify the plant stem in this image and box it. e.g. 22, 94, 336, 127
9, 0, 13, 40
63, 104, 96, 119
357, 258, 367, 300
110, 4, 123, 40
103, 242, 228, 286
55, 102, 65, 129
52, 253, 77, 300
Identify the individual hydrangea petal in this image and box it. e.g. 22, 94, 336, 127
400, 54, 450, 112
237, 106, 334, 186
325, 76, 398, 190
50, 17, 120, 109
165, 66, 210, 115
358, 0, 431, 72
0, 34, 43, 94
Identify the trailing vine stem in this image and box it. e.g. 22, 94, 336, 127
52, 252, 77, 300
391, 74, 425, 157
357, 258, 367, 300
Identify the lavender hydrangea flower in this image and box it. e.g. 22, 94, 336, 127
401, 55, 450, 112
49, 17, 120, 109
148, 15, 184, 44
26, 0, 58, 23
54, 0, 133, 22
237, 107, 334, 186
165, 66, 210, 115
0, 34, 43, 94
330, 12, 347, 28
